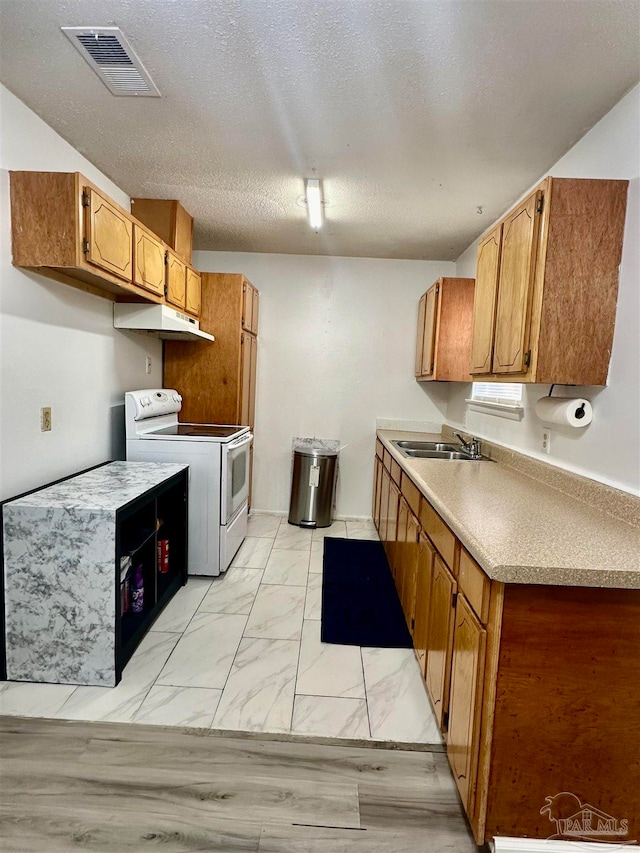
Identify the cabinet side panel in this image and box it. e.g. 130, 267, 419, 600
130, 198, 174, 246
486, 584, 640, 843
436, 278, 475, 381
173, 204, 194, 264
10, 171, 78, 268
536, 179, 628, 385
4, 505, 116, 686
164, 273, 242, 423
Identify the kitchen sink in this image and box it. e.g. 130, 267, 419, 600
390, 439, 489, 461
402, 449, 476, 460
393, 440, 461, 452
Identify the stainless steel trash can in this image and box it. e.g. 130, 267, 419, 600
288, 448, 338, 528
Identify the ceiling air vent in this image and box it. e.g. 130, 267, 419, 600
61, 26, 160, 97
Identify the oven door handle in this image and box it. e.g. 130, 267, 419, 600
227, 433, 253, 451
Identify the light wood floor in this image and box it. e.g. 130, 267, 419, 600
0, 716, 478, 852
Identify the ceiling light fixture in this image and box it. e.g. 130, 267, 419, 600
305, 178, 323, 230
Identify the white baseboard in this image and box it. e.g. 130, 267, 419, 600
492, 839, 632, 852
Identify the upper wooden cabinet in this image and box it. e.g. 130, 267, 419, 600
165, 249, 187, 309
185, 267, 202, 317
242, 278, 259, 334
9, 171, 160, 303
470, 177, 628, 384
164, 272, 259, 428
85, 188, 133, 281
415, 278, 475, 381
469, 226, 501, 374
131, 198, 194, 264
165, 251, 201, 317
132, 224, 165, 297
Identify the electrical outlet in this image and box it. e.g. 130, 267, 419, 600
542, 429, 551, 454
145, 356, 152, 375
41, 407, 52, 432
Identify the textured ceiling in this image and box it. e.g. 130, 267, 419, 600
0, 0, 638, 260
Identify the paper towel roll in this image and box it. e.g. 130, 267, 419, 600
534, 396, 593, 428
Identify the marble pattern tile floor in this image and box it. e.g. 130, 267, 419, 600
0, 514, 442, 748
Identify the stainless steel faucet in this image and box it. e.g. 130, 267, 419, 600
454, 432, 482, 459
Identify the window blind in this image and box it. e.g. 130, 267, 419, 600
471, 382, 523, 406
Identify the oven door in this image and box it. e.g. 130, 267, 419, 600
221, 432, 253, 524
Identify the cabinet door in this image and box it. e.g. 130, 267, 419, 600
401, 510, 420, 633
379, 466, 391, 543
373, 455, 383, 525
132, 225, 165, 296
248, 334, 257, 429
242, 280, 253, 332
394, 498, 408, 590
447, 594, 487, 814
470, 225, 501, 375
415, 293, 427, 377
414, 534, 435, 677
174, 203, 194, 263
85, 188, 133, 281
240, 332, 252, 426
492, 192, 542, 374
386, 482, 400, 570
425, 555, 458, 729
166, 250, 186, 309
185, 268, 201, 316
420, 282, 439, 377
250, 287, 259, 335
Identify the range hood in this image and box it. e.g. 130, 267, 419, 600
113, 304, 215, 342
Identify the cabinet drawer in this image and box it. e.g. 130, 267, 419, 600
376, 438, 384, 460
390, 458, 402, 486
458, 549, 490, 624
401, 473, 421, 517
383, 448, 392, 472
420, 500, 457, 573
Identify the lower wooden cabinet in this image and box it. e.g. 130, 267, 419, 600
424, 555, 457, 729
373, 455, 383, 525
446, 593, 487, 813
413, 533, 435, 676
401, 508, 420, 634
372, 438, 640, 846
394, 497, 408, 589
385, 481, 400, 571
378, 465, 390, 544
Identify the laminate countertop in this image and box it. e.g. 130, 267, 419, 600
5, 461, 188, 511
377, 430, 640, 589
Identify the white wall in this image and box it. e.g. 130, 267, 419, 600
193, 251, 455, 516
449, 85, 640, 494
0, 85, 163, 500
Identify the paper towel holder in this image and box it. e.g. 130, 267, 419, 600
548, 384, 590, 421
534, 389, 594, 428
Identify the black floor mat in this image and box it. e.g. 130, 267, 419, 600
320, 537, 412, 648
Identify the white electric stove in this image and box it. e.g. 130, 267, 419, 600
125, 389, 252, 576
